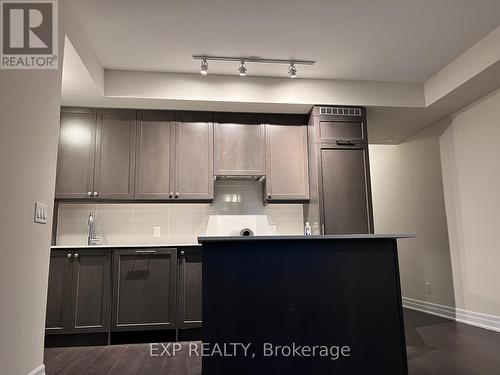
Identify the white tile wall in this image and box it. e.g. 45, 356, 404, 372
56, 181, 304, 246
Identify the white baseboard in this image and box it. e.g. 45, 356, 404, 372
27, 364, 45, 375
403, 297, 500, 333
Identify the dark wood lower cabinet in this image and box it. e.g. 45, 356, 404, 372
112, 248, 177, 332
46, 246, 201, 343
70, 250, 111, 333
45, 250, 73, 334
178, 247, 202, 329
45, 249, 111, 335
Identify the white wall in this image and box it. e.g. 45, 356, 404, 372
0, 75, 62, 373
424, 25, 500, 106
0, 5, 64, 375
370, 120, 455, 307
104, 70, 424, 108
371, 86, 500, 330
440, 88, 500, 316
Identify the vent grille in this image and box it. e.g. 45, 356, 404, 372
319, 107, 362, 116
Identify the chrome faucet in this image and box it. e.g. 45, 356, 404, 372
87, 212, 99, 245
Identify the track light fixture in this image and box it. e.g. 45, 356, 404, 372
200, 59, 208, 75
193, 55, 314, 78
238, 61, 247, 76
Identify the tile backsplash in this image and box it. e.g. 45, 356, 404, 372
56, 181, 304, 246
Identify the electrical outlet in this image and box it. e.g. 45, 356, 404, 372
153, 226, 161, 237
34, 202, 48, 224
425, 283, 431, 294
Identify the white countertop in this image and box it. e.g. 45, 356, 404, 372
52, 234, 416, 248
51, 243, 200, 249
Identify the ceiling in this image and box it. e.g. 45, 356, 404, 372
70, 0, 500, 82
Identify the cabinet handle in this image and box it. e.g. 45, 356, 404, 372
135, 250, 157, 254
87, 192, 92, 196
93, 192, 98, 197
67, 253, 72, 258
169, 192, 173, 198
175, 192, 179, 198
336, 140, 354, 146
180, 250, 185, 256
267, 193, 271, 199
321, 224, 325, 235
74, 253, 79, 258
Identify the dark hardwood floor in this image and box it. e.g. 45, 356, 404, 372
44, 309, 500, 375
404, 309, 500, 374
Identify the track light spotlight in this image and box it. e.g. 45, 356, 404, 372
200, 59, 209, 75
193, 55, 314, 77
238, 62, 247, 76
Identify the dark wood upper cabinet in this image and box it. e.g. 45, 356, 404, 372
214, 113, 265, 176
94, 110, 136, 200
319, 146, 372, 234
317, 120, 365, 142
69, 249, 111, 333
265, 115, 309, 202
55, 108, 316, 203
55, 108, 96, 199
112, 248, 177, 331
135, 111, 175, 199
45, 250, 73, 334
135, 111, 213, 201
312, 106, 367, 144
56, 108, 137, 201
174, 112, 214, 200
178, 247, 202, 329
46, 249, 111, 335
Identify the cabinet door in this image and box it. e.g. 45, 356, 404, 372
55, 108, 96, 199
178, 248, 202, 329
94, 110, 136, 199
214, 113, 265, 175
265, 120, 309, 201
174, 112, 214, 200
317, 119, 366, 143
69, 249, 111, 333
45, 250, 73, 334
135, 111, 175, 199
112, 249, 177, 331
319, 146, 373, 234
312, 106, 367, 144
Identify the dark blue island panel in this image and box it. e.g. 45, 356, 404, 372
198, 234, 415, 375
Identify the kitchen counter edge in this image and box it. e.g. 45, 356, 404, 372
198, 234, 416, 243
51, 243, 201, 249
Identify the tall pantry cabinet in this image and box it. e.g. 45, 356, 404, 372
304, 106, 374, 235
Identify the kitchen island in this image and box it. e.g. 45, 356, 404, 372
198, 234, 414, 375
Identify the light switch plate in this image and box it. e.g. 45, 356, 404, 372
153, 226, 161, 237
34, 202, 48, 224
425, 282, 431, 294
